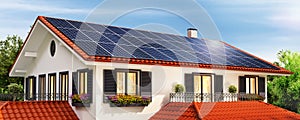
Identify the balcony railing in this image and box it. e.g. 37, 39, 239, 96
0, 93, 69, 101
170, 93, 265, 102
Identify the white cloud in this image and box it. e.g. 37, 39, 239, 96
0, 0, 90, 14
267, 6, 300, 31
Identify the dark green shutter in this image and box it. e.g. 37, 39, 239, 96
258, 77, 265, 96
214, 75, 223, 102
214, 75, 223, 93
32, 77, 37, 100
87, 69, 93, 102
239, 76, 246, 93
141, 71, 152, 101
184, 74, 194, 102
103, 70, 116, 102
25, 77, 30, 100
184, 74, 194, 93
72, 72, 78, 95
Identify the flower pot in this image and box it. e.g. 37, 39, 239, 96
109, 102, 147, 107
72, 102, 90, 107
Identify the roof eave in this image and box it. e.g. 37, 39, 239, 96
9, 17, 40, 77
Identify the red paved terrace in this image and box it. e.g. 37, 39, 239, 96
0, 101, 78, 120
150, 101, 300, 120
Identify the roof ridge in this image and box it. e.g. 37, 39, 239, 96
193, 102, 202, 119
41, 16, 194, 39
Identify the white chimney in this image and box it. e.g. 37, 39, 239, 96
187, 28, 198, 38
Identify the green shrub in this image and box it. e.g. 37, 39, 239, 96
174, 84, 185, 93
228, 85, 237, 93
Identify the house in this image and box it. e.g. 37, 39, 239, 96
9, 16, 292, 119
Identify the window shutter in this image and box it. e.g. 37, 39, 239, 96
72, 72, 78, 95
239, 76, 246, 93
87, 69, 93, 103
258, 77, 265, 96
32, 77, 37, 100
214, 75, 223, 102
141, 71, 152, 101
103, 70, 116, 102
214, 75, 223, 93
184, 74, 194, 93
25, 77, 30, 100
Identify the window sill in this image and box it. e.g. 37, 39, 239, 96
109, 102, 148, 107
72, 102, 90, 107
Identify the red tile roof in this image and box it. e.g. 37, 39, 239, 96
0, 101, 79, 120
150, 101, 300, 120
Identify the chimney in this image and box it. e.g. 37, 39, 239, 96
187, 28, 198, 38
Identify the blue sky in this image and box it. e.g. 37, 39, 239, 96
0, 0, 299, 62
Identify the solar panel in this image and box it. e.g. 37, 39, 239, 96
107, 26, 129, 35
86, 23, 109, 33
126, 30, 147, 38
157, 48, 178, 61
57, 28, 91, 41
73, 41, 111, 56
102, 33, 121, 43
132, 48, 154, 60
45, 17, 279, 70
46, 17, 75, 29
111, 45, 133, 58
140, 47, 173, 61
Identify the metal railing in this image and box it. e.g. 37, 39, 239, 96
169, 93, 265, 102
0, 93, 69, 101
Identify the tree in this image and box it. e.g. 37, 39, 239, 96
0, 35, 23, 92
268, 50, 300, 113
7, 83, 23, 101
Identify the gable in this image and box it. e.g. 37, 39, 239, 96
9, 19, 87, 77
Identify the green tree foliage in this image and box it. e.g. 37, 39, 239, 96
268, 50, 300, 113
0, 35, 23, 92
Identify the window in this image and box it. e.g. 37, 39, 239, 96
116, 71, 139, 95
59, 72, 69, 100
246, 77, 258, 94
185, 73, 218, 102
50, 40, 56, 57
193, 74, 212, 94
48, 73, 56, 100
26, 76, 36, 100
239, 76, 265, 95
38, 75, 46, 100
79, 71, 88, 94
103, 69, 152, 103
72, 69, 93, 103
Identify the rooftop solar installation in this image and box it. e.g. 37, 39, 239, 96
45, 17, 279, 70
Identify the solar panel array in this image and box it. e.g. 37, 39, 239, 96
45, 17, 278, 70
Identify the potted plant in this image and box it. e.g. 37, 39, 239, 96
71, 93, 91, 107
174, 84, 185, 93
107, 95, 151, 107
228, 85, 237, 93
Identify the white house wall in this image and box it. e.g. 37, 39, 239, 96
94, 62, 270, 120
